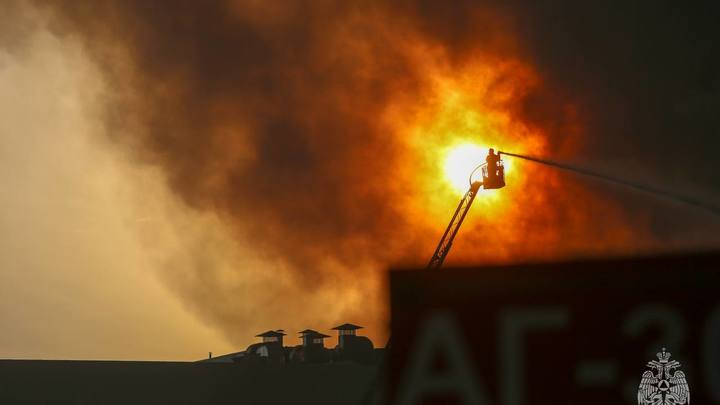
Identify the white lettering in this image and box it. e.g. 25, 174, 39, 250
396, 311, 490, 405
498, 308, 568, 405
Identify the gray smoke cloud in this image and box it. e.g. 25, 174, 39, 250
34, 0, 720, 345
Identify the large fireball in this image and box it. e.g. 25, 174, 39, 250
443, 143, 487, 194
386, 52, 545, 240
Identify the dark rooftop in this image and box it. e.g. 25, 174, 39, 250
255, 330, 287, 338
298, 329, 330, 338
331, 323, 363, 331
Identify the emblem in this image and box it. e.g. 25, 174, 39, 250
638, 348, 690, 405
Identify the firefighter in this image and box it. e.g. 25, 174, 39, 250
486, 148, 499, 178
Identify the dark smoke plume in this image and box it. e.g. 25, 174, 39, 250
39, 0, 720, 344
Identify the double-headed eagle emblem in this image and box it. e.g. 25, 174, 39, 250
638, 348, 690, 405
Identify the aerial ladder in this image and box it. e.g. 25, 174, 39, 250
427, 150, 506, 270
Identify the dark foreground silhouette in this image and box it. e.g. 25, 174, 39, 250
0, 359, 380, 405
0, 323, 384, 405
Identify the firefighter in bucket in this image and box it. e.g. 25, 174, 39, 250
483, 148, 505, 189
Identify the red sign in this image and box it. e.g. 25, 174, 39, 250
387, 252, 720, 404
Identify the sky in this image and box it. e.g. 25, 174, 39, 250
1, 0, 719, 359
0, 2, 233, 360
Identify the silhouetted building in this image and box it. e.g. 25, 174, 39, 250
331, 323, 362, 349
331, 323, 374, 364
230, 330, 288, 365
299, 329, 331, 347
256, 330, 286, 345
200, 325, 379, 366
200, 350, 245, 363
290, 329, 332, 364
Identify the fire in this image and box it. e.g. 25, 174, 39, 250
443, 143, 488, 194
386, 51, 544, 234
384, 48, 639, 268
41, 0, 655, 353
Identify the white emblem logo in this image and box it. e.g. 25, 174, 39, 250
638, 348, 690, 405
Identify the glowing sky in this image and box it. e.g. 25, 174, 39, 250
0, 7, 232, 360
1, 1, 719, 360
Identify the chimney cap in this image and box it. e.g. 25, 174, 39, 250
299, 329, 331, 338
255, 330, 287, 338
331, 323, 363, 331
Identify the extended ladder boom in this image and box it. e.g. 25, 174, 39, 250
426, 181, 482, 270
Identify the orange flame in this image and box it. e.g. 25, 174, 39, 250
383, 49, 546, 254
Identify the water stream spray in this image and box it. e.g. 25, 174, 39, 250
499, 151, 720, 217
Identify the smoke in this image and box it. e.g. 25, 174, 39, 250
35, 0, 720, 346
0, 1, 233, 359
